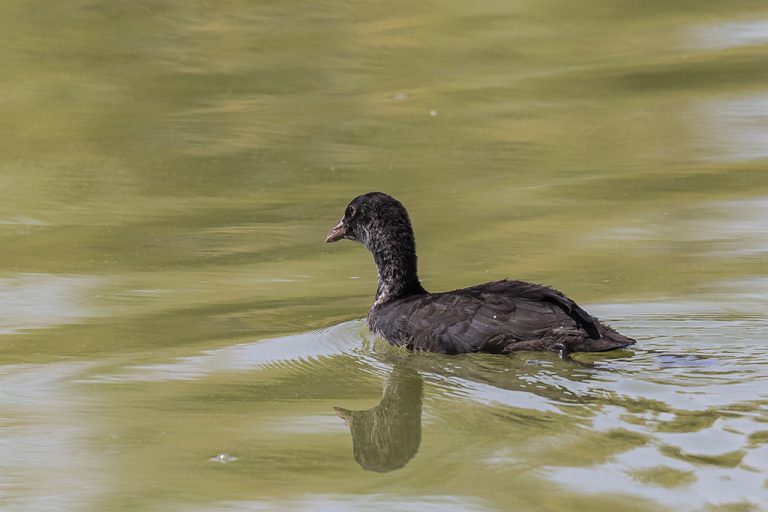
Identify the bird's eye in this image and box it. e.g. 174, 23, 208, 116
346, 206, 356, 217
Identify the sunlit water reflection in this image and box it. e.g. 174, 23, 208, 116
32, 288, 766, 511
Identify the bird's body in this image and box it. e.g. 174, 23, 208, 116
369, 279, 632, 354
326, 192, 635, 355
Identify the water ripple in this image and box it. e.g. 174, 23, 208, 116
87, 320, 367, 383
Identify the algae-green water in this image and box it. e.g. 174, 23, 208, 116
1, 1, 768, 511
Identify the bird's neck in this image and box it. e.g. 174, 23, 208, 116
371, 242, 425, 306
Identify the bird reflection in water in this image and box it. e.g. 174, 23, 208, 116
334, 365, 423, 472
332, 348, 635, 472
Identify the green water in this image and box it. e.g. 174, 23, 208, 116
2, 1, 768, 511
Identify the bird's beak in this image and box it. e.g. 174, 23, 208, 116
333, 406, 353, 426
325, 220, 347, 243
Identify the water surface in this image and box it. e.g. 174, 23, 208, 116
1, 1, 768, 511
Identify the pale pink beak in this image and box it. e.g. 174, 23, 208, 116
325, 220, 346, 243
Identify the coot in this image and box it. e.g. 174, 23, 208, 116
326, 192, 635, 355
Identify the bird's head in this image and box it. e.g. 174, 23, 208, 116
325, 192, 414, 252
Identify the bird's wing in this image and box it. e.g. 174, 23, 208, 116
397, 282, 591, 353
477, 280, 600, 338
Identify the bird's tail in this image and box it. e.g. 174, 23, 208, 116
573, 320, 636, 352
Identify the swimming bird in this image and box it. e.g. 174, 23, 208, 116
326, 192, 635, 355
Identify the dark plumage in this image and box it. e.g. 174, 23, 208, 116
326, 192, 635, 355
